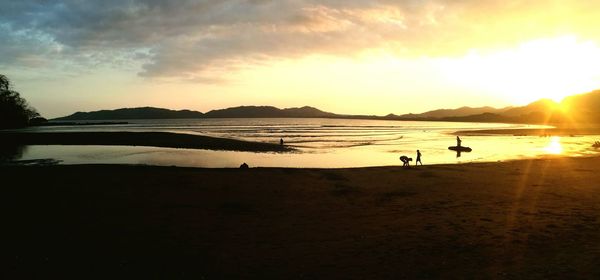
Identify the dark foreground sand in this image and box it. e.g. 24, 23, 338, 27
0, 131, 292, 152
2, 157, 600, 279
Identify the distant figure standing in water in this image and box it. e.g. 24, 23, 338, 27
280, 138, 284, 146
416, 150, 422, 166
456, 136, 462, 147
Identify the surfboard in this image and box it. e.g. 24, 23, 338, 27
448, 146, 472, 152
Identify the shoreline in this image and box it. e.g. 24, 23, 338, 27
5, 152, 598, 167
0, 131, 293, 152
3, 156, 600, 278
4, 153, 596, 169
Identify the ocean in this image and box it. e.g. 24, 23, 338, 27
8, 118, 600, 168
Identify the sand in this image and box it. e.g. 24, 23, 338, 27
2, 157, 600, 278
0, 131, 292, 152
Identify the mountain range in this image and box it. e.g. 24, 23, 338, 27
53, 90, 600, 125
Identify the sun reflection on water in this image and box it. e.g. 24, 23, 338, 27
544, 136, 563, 154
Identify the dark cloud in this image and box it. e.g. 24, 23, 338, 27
1, 0, 597, 81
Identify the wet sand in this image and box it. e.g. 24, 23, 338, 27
0, 131, 292, 152
2, 157, 600, 278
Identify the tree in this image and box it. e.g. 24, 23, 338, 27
0, 74, 40, 129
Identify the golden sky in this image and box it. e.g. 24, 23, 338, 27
3, 0, 600, 117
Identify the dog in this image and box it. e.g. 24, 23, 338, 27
399, 156, 413, 167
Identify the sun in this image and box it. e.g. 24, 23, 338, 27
438, 35, 600, 105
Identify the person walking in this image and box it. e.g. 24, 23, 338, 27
416, 150, 422, 166
456, 136, 462, 147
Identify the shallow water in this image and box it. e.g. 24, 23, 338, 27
7, 118, 600, 168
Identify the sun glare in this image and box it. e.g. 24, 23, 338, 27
438, 36, 600, 105
544, 136, 563, 155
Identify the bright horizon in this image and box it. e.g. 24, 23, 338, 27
3, 1, 600, 118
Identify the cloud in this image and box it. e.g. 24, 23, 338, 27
1, 0, 599, 82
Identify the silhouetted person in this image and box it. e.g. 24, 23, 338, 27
416, 150, 422, 166
399, 155, 412, 167
456, 136, 462, 147
280, 138, 284, 146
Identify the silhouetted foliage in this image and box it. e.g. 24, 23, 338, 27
28, 116, 48, 126
0, 74, 39, 129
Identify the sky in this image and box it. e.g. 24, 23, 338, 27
2, 0, 600, 118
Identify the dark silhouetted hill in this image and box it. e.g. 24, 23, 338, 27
399, 91, 600, 124
54, 106, 338, 120
436, 112, 516, 123
400, 106, 511, 119
52, 90, 600, 125
53, 107, 204, 120
561, 90, 600, 123
204, 106, 337, 118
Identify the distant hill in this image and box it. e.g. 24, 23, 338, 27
52, 90, 600, 125
400, 106, 511, 119
53, 106, 337, 121
397, 91, 600, 124
53, 107, 204, 121
434, 112, 517, 123
561, 90, 600, 123
204, 106, 337, 118
467, 93, 600, 124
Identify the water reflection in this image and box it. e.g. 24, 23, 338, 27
0, 145, 62, 166
544, 136, 563, 155
0, 144, 28, 162
7, 119, 600, 168
12, 137, 599, 168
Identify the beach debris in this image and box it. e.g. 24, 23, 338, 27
240, 162, 249, 169
399, 156, 412, 167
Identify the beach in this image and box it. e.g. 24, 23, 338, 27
3, 156, 600, 278
5, 1, 600, 279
